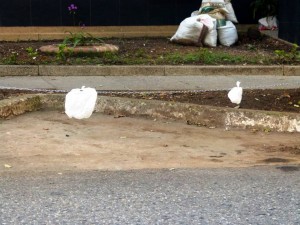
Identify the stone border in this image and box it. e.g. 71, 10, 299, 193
0, 65, 299, 76
39, 44, 119, 54
1, 94, 299, 133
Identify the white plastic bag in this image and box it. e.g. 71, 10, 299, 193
198, 14, 214, 30
191, 10, 200, 17
218, 21, 238, 46
171, 15, 214, 46
65, 86, 97, 119
224, 0, 238, 23
228, 81, 243, 105
204, 18, 218, 47
258, 16, 278, 30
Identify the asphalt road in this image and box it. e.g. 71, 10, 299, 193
0, 166, 299, 225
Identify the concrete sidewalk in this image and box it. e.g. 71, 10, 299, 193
0, 75, 300, 92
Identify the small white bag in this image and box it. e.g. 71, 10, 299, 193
65, 86, 97, 119
228, 81, 243, 105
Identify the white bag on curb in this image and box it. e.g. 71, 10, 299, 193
228, 81, 243, 105
65, 86, 97, 119
218, 21, 238, 46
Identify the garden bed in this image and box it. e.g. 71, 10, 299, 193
0, 34, 298, 65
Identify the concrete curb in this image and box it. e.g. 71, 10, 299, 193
0, 65, 300, 76
1, 94, 299, 133
0, 94, 42, 118
0, 65, 39, 76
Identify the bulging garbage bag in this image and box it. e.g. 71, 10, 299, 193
204, 18, 218, 47
224, 0, 238, 23
171, 15, 214, 46
228, 81, 243, 105
65, 86, 97, 119
218, 21, 238, 46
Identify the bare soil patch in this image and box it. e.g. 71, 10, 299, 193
1, 111, 299, 173
106, 88, 300, 113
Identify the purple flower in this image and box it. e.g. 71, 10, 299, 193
68, 4, 78, 12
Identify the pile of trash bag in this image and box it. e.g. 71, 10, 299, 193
258, 16, 278, 31
171, 0, 238, 47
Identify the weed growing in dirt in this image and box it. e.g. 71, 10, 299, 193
163, 49, 247, 65
274, 44, 300, 64
63, 32, 104, 48
56, 43, 74, 63
55, 32, 105, 63
4, 52, 18, 64
26, 47, 38, 59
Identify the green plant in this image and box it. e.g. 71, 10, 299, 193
274, 44, 300, 63
251, 0, 278, 18
5, 52, 18, 64
62, 32, 104, 48
26, 47, 38, 59
163, 49, 245, 65
56, 43, 71, 62
56, 32, 104, 62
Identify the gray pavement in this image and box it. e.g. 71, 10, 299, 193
1, 75, 300, 92
0, 167, 299, 225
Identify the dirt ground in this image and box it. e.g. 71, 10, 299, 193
1, 88, 300, 113
0, 34, 297, 65
1, 111, 299, 173
106, 88, 300, 113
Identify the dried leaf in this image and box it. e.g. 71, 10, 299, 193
279, 93, 291, 99
114, 114, 125, 118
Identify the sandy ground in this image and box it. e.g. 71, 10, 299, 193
1, 111, 299, 173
